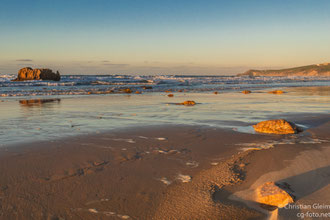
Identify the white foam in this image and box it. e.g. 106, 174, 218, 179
117, 214, 130, 219
177, 174, 192, 183
88, 208, 98, 213
238, 137, 328, 151
112, 138, 136, 143
160, 177, 172, 185
186, 161, 199, 168
1, 74, 329, 98
104, 211, 116, 216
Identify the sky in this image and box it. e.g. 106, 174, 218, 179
1, 0, 330, 75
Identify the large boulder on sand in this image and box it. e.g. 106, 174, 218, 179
253, 119, 302, 134
256, 182, 294, 208
13, 67, 61, 81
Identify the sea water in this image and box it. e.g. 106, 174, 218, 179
0, 74, 329, 146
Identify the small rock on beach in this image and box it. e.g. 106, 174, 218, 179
176, 100, 196, 106
242, 90, 251, 94
268, 90, 284, 94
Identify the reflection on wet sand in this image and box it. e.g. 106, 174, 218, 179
285, 86, 330, 96
19, 98, 61, 107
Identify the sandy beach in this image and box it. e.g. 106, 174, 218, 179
0, 80, 329, 220
0, 109, 329, 219
2, 1, 330, 219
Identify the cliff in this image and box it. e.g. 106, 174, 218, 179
240, 63, 330, 77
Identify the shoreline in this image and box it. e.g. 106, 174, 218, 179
0, 84, 329, 219
0, 114, 329, 219
1, 110, 329, 149
1, 86, 329, 147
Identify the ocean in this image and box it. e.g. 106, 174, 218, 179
0, 74, 329, 146
1, 74, 330, 98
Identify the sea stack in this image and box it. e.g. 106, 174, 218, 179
13, 67, 61, 81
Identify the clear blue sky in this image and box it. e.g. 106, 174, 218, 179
1, 0, 330, 75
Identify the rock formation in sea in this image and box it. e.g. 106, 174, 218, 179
253, 119, 302, 134
121, 88, 132, 93
13, 67, 61, 81
239, 63, 330, 76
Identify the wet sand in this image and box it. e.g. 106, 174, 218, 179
0, 125, 267, 220
0, 86, 329, 219
1, 86, 329, 146
0, 113, 329, 220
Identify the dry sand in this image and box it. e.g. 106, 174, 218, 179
0, 114, 329, 220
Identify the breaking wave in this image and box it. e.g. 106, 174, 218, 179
0, 74, 329, 98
